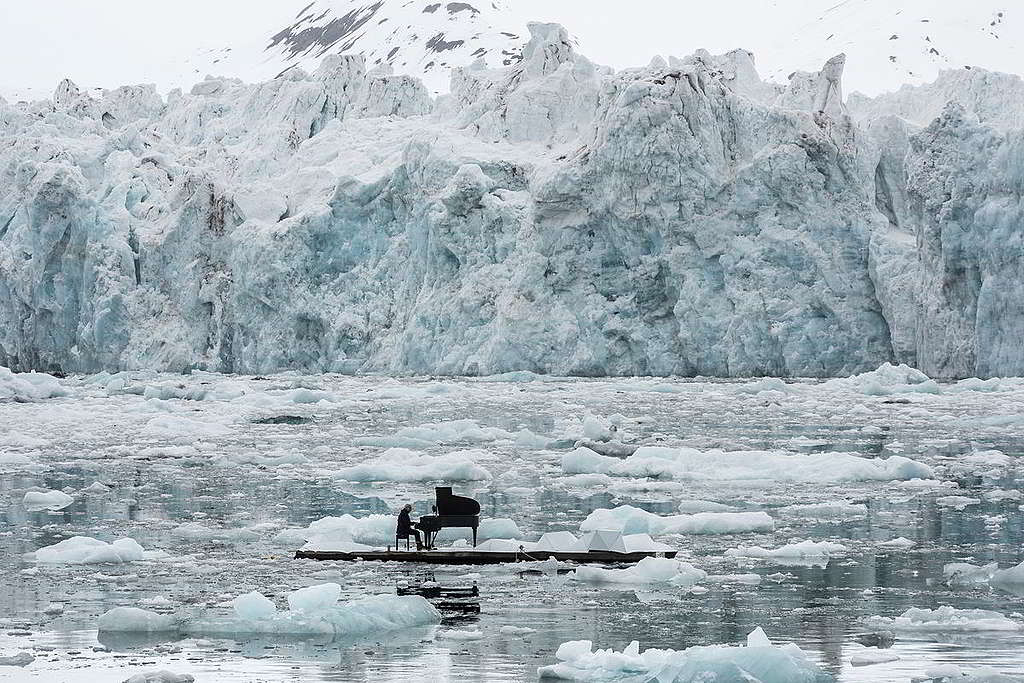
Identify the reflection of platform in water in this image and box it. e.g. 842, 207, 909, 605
398, 584, 481, 623
294, 549, 677, 564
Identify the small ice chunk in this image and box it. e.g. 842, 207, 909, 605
287, 583, 341, 613
851, 651, 900, 667
499, 625, 536, 636
23, 489, 74, 511
879, 537, 916, 549
123, 671, 195, 683
232, 591, 277, 620
98, 607, 180, 633
747, 627, 771, 647
438, 629, 485, 641
865, 606, 1022, 632
0, 653, 34, 667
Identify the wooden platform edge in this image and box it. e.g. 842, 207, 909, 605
293, 549, 678, 564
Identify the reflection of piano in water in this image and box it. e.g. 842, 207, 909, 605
416, 487, 481, 548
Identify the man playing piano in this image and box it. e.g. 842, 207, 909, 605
397, 504, 423, 551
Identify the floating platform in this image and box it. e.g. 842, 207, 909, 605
294, 549, 677, 565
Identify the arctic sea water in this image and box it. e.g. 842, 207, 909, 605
1, 366, 1023, 681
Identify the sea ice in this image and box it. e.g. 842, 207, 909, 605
865, 606, 1023, 632
538, 628, 826, 681
123, 671, 195, 683
23, 489, 74, 511
333, 448, 493, 482
0, 367, 67, 402
726, 540, 848, 563
231, 591, 277, 620
100, 593, 440, 638
30, 536, 149, 564
573, 557, 707, 587
580, 506, 774, 535
563, 446, 933, 483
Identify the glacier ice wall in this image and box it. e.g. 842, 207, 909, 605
1, 24, 1021, 378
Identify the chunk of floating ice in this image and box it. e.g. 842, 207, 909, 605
538, 628, 826, 681
499, 625, 536, 636
581, 506, 774, 535
878, 537, 916, 550
944, 561, 1024, 589
850, 650, 900, 667
823, 363, 940, 396
23, 489, 74, 511
353, 420, 515, 448
573, 557, 707, 587
232, 591, 277, 620
83, 482, 111, 493
896, 478, 957, 489
170, 523, 261, 544
288, 583, 341, 612
98, 607, 182, 633
100, 594, 440, 638
0, 652, 35, 667
776, 502, 867, 518
0, 366, 68, 402
726, 540, 848, 563
935, 496, 982, 510
29, 536, 151, 564
333, 448, 492, 482
865, 606, 1023, 632
123, 670, 195, 683
677, 499, 738, 513
562, 445, 933, 483
438, 629, 486, 641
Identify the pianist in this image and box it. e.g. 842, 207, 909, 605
397, 504, 423, 551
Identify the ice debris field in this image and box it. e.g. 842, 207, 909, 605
1, 363, 1024, 681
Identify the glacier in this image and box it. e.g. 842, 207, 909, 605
1, 23, 1022, 378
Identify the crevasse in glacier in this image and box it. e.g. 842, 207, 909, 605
1, 23, 1021, 378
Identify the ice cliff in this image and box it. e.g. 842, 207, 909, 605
1, 24, 1022, 378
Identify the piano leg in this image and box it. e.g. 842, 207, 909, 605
472, 527, 477, 548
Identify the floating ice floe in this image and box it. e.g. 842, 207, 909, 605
538, 627, 826, 681
123, 671, 195, 683
99, 587, 440, 638
23, 489, 74, 511
0, 653, 35, 667
725, 541, 848, 564
170, 523, 262, 544
28, 536, 162, 564
0, 366, 68, 402
573, 557, 707, 587
878, 537, 916, 550
677, 499, 738, 513
850, 650, 900, 667
438, 629, 485, 641
944, 561, 1024, 589
562, 445, 933, 483
143, 415, 234, 442
580, 506, 774, 536
865, 606, 1023, 632
776, 502, 868, 518
823, 363, 941, 396
353, 420, 516, 448
935, 496, 982, 510
333, 448, 493, 482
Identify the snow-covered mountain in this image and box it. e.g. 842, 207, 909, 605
183, 0, 526, 94
760, 0, 1021, 95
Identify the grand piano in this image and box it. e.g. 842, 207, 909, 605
416, 487, 481, 549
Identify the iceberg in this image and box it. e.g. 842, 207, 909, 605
562, 446, 933, 483
23, 489, 74, 511
99, 590, 440, 639
580, 506, 774, 535
573, 557, 707, 587
332, 449, 493, 482
538, 628, 828, 681
865, 606, 1023, 632
29, 536, 151, 564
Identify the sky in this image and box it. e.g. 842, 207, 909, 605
1, 1, 1019, 99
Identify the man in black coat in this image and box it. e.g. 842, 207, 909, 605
397, 504, 423, 550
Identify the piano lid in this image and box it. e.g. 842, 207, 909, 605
435, 486, 481, 516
